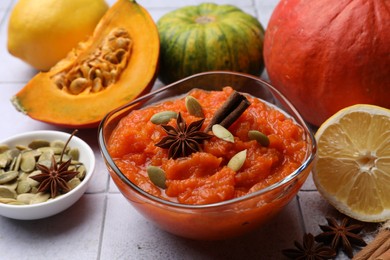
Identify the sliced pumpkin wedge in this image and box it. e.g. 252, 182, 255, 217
11, 0, 160, 128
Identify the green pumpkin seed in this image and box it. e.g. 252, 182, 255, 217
212, 124, 234, 143
27, 171, 41, 187
185, 96, 204, 118
0, 144, 9, 153
17, 193, 35, 204
67, 178, 81, 190
68, 147, 80, 160
30, 192, 50, 204
12, 153, 22, 171
248, 130, 270, 147
0, 198, 17, 204
23, 149, 42, 158
76, 165, 86, 179
0, 153, 9, 168
8, 201, 26, 205
55, 154, 71, 163
147, 166, 167, 189
0, 186, 17, 199
150, 111, 178, 125
2, 180, 17, 190
28, 139, 50, 150
15, 144, 29, 150
38, 146, 63, 155
36, 159, 51, 169
0, 170, 18, 184
16, 180, 31, 194
50, 140, 66, 149
21, 154, 36, 172
227, 149, 247, 172
6, 148, 20, 159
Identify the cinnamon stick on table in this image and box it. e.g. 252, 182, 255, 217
353, 221, 390, 260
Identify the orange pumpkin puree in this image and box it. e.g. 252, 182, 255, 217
108, 87, 308, 205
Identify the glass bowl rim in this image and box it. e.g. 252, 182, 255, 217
98, 71, 317, 209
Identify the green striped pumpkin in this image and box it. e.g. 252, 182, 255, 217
157, 3, 265, 84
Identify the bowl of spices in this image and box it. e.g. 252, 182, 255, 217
0, 130, 95, 220
98, 71, 316, 240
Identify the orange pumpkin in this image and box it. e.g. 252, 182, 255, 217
11, 0, 159, 128
264, 0, 390, 126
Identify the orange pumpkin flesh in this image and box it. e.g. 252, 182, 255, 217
11, 0, 160, 128
264, 0, 390, 126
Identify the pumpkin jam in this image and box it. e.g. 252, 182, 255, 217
108, 87, 308, 205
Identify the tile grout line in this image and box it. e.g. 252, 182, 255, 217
296, 193, 308, 234
96, 193, 109, 260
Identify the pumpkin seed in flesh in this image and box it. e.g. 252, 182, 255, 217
147, 166, 167, 189
150, 111, 178, 125
212, 124, 234, 143
185, 96, 204, 118
227, 150, 247, 172
248, 130, 270, 147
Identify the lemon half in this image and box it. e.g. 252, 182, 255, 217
312, 104, 390, 222
7, 0, 108, 71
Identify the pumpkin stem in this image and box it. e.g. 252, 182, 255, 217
195, 15, 216, 24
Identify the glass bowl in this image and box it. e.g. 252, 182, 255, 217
98, 71, 316, 240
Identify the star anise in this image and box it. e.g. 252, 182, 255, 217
155, 112, 213, 159
31, 156, 79, 198
30, 130, 79, 198
283, 233, 337, 260
315, 217, 367, 258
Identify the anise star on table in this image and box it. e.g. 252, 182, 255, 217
155, 112, 213, 159
282, 233, 337, 260
315, 217, 367, 258
30, 155, 79, 198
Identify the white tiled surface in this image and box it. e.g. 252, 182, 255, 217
0, 1, 378, 259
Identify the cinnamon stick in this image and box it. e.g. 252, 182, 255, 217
377, 248, 390, 260
353, 221, 390, 260
205, 90, 251, 132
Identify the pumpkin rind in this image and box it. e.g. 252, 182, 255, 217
264, 0, 390, 126
157, 3, 265, 84
11, 0, 160, 128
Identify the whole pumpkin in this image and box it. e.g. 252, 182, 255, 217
264, 0, 390, 126
157, 3, 265, 84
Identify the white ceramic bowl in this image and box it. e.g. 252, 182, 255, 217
0, 130, 95, 220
